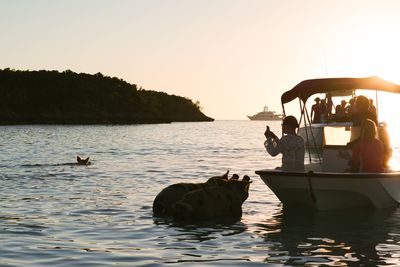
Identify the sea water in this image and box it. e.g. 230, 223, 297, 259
1, 121, 400, 266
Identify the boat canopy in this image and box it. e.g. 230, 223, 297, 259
281, 76, 400, 105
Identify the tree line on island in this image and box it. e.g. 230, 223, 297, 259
0, 68, 213, 124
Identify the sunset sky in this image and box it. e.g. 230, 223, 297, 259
1, 0, 400, 120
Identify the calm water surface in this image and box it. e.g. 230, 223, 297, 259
1, 121, 400, 266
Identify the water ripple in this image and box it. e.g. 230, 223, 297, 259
0, 122, 400, 266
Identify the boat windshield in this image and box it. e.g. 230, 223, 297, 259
324, 125, 361, 146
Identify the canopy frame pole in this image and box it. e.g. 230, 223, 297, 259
298, 99, 303, 128
305, 105, 322, 164
299, 99, 312, 164
282, 102, 286, 118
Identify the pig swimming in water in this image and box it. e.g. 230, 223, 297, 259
152, 171, 251, 221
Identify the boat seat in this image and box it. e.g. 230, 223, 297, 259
322, 145, 351, 172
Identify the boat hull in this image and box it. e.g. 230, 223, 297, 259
256, 170, 400, 210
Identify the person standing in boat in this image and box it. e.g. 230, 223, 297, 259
351, 95, 377, 126
311, 97, 321, 123
264, 116, 305, 172
319, 99, 328, 123
326, 93, 334, 118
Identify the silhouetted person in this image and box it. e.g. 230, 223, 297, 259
351, 95, 377, 126
320, 99, 328, 123
311, 97, 321, 123
326, 93, 333, 117
264, 116, 305, 172
369, 98, 377, 117
335, 100, 347, 121
346, 98, 356, 115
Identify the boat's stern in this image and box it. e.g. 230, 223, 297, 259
256, 169, 400, 210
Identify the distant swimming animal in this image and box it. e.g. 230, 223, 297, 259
77, 156, 91, 165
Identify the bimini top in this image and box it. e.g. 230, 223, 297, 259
281, 76, 400, 105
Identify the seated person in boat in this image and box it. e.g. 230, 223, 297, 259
347, 97, 356, 114
264, 116, 305, 172
369, 98, 377, 117
351, 95, 377, 126
347, 95, 377, 146
351, 119, 384, 172
334, 100, 347, 122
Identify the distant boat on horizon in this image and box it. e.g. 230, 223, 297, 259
247, 106, 283, 121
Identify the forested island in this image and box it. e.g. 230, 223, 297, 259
0, 69, 214, 124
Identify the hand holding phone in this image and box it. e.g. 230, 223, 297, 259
264, 125, 271, 138
264, 125, 277, 139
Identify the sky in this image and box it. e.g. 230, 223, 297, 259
1, 0, 400, 120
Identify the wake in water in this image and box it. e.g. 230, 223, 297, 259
20, 156, 91, 167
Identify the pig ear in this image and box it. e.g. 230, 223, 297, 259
243, 175, 251, 182
222, 170, 229, 180
230, 174, 239, 180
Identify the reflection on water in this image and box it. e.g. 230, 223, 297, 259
1, 122, 400, 266
256, 207, 400, 266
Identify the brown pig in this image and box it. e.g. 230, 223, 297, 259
173, 176, 251, 221
153, 171, 230, 216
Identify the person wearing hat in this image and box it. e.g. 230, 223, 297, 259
311, 97, 321, 123
264, 116, 305, 172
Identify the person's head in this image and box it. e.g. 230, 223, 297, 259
341, 100, 347, 107
314, 97, 320, 103
355, 95, 369, 113
361, 119, 377, 140
349, 98, 355, 105
369, 99, 374, 105
282, 115, 299, 134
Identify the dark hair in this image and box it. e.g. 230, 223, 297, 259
356, 95, 369, 110
283, 116, 299, 128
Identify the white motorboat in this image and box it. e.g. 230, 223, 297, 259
257, 76, 400, 210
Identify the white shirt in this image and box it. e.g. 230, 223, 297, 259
264, 134, 305, 172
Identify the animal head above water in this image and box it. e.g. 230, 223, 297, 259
77, 156, 90, 165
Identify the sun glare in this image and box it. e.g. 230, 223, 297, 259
323, 89, 400, 170
374, 92, 400, 170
